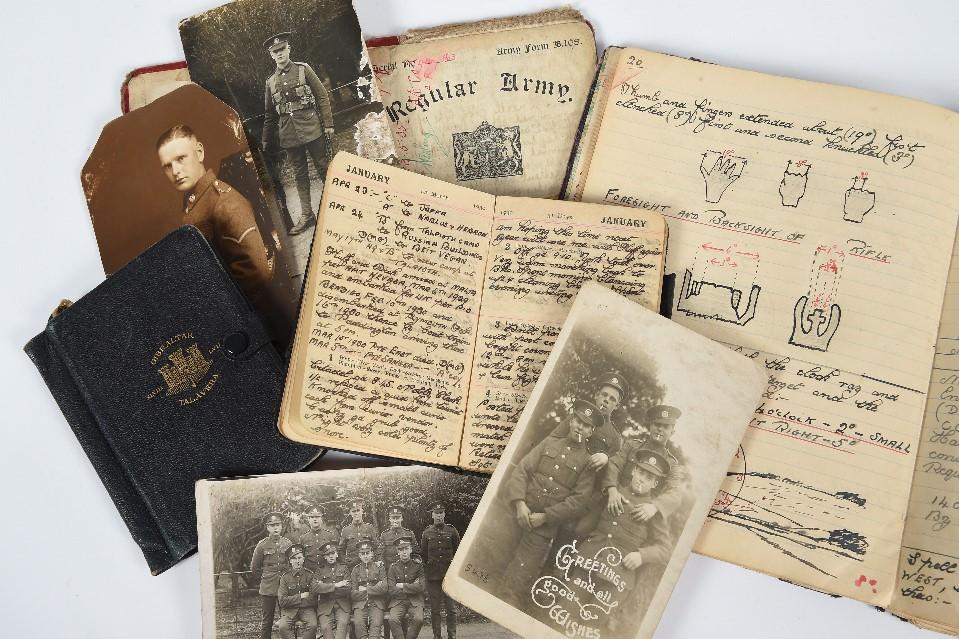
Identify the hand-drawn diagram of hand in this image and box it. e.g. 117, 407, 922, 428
779, 161, 811, 207
701, 151, 747, 203
843, 176, 875, 223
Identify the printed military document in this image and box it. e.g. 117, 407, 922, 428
180, 0, 396, 287
82, 84, 299, 345
368, 8, 596, 198
562, 46, 959, 631
443, 282, 765, 639
195, 466, 519, 639
277, 152, 667, 469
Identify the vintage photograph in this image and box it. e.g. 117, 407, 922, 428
81, 84, 298, 345
180, 0, 396, 273
196, 466, 519, 639
445, 283, 765, 639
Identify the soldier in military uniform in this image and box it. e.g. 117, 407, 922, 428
602, 405, 690, 527
575, 450, 672, 632
261, 32, 335, 236
312, 541, 352, 639
250, 512, 294, 639
297, 505, 340, 573
277, 544, 318, 639
156, 124, 274, 309
340, 499, 378, 573
501, 399, 603, 607
351, 540, 389, 639
551, 371, 627, 471
421, 503, 459, 639
379, 507, 420, 639
387, 537, 425, 639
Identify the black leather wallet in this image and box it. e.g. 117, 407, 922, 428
25, 226, 322, 574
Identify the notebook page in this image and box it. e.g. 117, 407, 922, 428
281, 152, 494, 466
889, 231, 959, 630
458, 197, 666, 471
574, 47, 959, 602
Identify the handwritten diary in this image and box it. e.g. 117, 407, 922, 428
278, 152, 667, 471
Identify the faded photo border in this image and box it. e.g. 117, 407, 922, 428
445, 282, 765, 639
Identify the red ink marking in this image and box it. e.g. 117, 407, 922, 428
855, 575, 878, 593
818, 259, 839, 273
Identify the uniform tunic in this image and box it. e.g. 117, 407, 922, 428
379, 526, 421, 567
277, 568, 318, 639
577, 488, 671, 593
422, 523, 459, 639
502, 435, 595, 604
602, 438, 689, 521
351, 562, 388, 639
263, 62, 333, 149
182, 169, 272, 306
296, 526, 340, 572
277, 568, 317, 610
340, 521, 377, 569
251, 535, 294, 595
387, 558, 425, 639
312, 561, 352, 639
421, 523, 459, 581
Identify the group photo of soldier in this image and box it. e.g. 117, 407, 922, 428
180, 0, 395, 287
205, 467, 517, 639
457, 329, 697, 636
81, 84, 299, 345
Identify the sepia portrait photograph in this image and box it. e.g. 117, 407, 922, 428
445, 283, 764, 639
179, 0, 396, 267
196, 466, 519, 639
81, 83, 298, 345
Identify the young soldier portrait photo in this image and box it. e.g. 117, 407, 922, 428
82, 84, 299, 345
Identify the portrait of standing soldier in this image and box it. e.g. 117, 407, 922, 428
261, 31, 335, 236
501, 399, 602, 608
379, 506, 421, 639
421, 502, 459, 639
156, 124, 274, 313
340, 499, 377, 573
387, 537, 424, 639
296, 504, 339, 574
312, 541, 353, 639
250, 512, 294, 639
276, 544, 318, 639
350, 540, 388, 639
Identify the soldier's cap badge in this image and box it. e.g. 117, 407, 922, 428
319, 542, 338, 555
646, 404, 682, 424
287, 544, 306, 559
263, 31, 292, 51
632, 449, 670, 478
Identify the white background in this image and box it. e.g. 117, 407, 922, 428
1, 1, 956, 637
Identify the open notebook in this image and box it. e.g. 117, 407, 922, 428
564, 46, 959, 632
279, 152, 666, 471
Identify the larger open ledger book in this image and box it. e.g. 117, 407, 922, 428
279, 152, 666, 472
564, 46, 959, 633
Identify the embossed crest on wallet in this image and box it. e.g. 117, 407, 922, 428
24, 226, 322, 575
